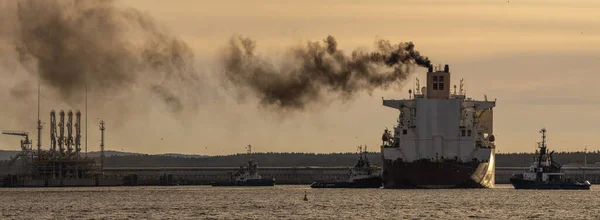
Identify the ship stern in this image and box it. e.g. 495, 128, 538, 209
381, 147, 495, 189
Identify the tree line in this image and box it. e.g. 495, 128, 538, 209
0, 151, 596, 168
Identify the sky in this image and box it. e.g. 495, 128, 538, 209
1, 0, 599, 155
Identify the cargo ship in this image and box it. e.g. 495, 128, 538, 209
310, 146, 382, 188
380, 64, 496, 189
211, 145, 275, 186
509, 128, 591, 190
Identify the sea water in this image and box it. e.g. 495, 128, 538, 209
0, 185, 597, 219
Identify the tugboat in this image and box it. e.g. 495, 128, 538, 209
211, 145, 275, 187
509, 128, 591, 190
310, 146, 382, 188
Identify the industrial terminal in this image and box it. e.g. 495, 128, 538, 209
1, 109, 599, 187
0, 108, 123, 187
0, 73, 598, 187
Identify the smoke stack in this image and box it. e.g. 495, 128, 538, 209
428, 65, 433, 73
444, 64, 449, 72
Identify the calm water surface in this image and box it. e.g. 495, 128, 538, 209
0, 184, 598, 219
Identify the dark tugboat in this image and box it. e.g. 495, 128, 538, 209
211, 145, 275, 187
311, 146, 382, 188
510, 128, 591, 190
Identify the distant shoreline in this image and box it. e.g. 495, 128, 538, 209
0, 150, 596, 168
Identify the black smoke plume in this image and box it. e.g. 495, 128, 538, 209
4, 0, 198, 113
220, 35, 431, 110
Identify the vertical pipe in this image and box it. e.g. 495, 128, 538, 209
99, 120, 105, 173
67, 110, 74, 155
75, 111, 81, 156
58, 110, 65, 157
75, 111, 82, 179
50, 108, 56, 182
50, 110, 57, 153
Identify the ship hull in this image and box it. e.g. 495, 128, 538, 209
381, 152, 495, 189
310, 176, 382, 188
509, 177, 591, 190
211, 178, 275, 187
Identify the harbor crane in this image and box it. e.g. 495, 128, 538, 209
2, 130, 32, 151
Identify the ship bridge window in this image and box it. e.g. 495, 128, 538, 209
461, 130, 466, 137
468, 130, 472, 136
439, 76, 445, 90
433, 76, 439, 90
403, 129, 407, 135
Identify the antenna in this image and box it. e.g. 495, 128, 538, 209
540, 128, 546, 148
246, 144, 254, 165
464, 79, 467, 98
459, 78, 464, 95
37, 82, 41, 157
584, 145, 588, 167
37, 83, 40, 120
85, 83, 88, 158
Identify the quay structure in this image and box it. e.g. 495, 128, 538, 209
88, 166, 600, 186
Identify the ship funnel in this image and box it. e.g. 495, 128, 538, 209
426, 64, 451, 99
428, 65, 433, 73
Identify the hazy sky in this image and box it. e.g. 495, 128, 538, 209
1, 0, 599, 155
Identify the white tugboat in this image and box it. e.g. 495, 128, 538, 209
211, 145, 275, 186
509, 128, 591, 190
310, 146, 382, 188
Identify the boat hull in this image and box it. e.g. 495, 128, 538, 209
510, 177, 591, 190
211, 178, 275, 187
381, 155, 495, 189
310, 176, 382, 188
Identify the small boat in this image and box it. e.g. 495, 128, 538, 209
509, 128, 591, 190
211, 145, 275, 187
311, 146, 382, 188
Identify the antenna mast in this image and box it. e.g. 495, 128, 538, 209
85, 83, 88, 158
99, 119, 105, 173
37, 82, 42, 157
540, 128, 546, 149
585, 145, 588, 167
